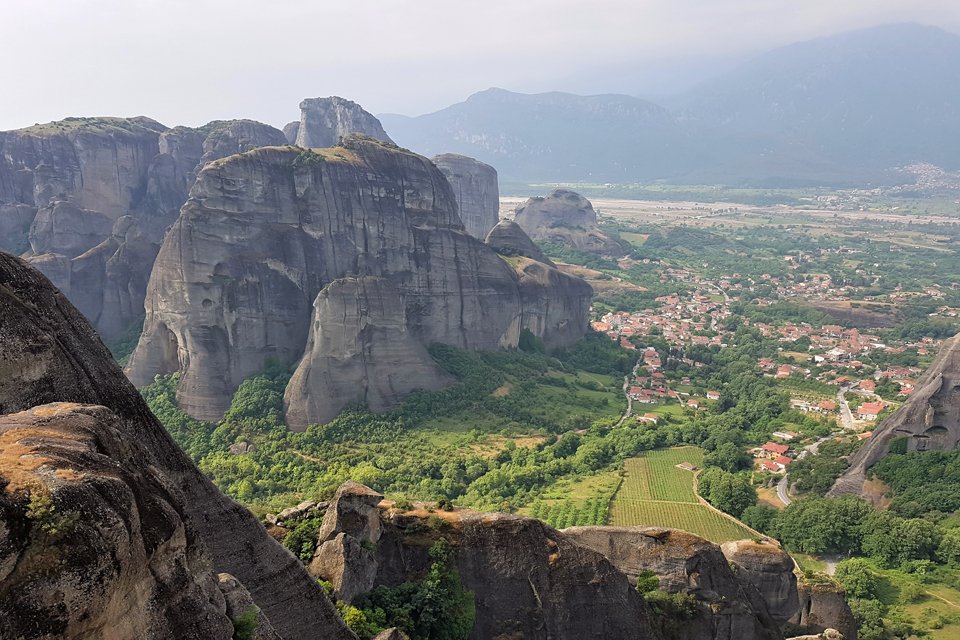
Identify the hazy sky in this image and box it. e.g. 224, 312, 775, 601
1, 0, 958, 130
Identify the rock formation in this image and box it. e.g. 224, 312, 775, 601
218, 573, 283, 640
307, 483, 804, 640
0, 252, 354, 640
0, 117, 285, 343
789, 582, 858, 640
830, 332, 960, 498
485, 219, 554, 265
432, 153, 500, 240
566, 527, 788, 640
283, 121, 300, 144
0, 403, 235, 640
721, 539, 799, 626
513, 188, 622, 256
295, 96, 394, 148
127, 136, 591, 427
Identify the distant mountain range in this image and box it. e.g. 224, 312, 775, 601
380, 23, 960, 187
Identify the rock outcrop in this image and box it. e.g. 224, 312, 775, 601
513, 188, 622, 256
126, 137, 591, 427
830, 332, 960, 498
432, 153, 500, 240
308, 483, 804, 640
283, 121, 300, 144
0, 117, 285, 343
789, 582, 858, 640
295, 97, 394, 148
0, 403, 234, 640
0, 252, 354, 640
722, 539, 799, 626
218, 573, 283, 640
485, 219, 554, 265
566, 527, 787, 640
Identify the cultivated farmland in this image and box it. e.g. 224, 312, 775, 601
609, 447, 756, 542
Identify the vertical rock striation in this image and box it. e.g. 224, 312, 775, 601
295, 96, 394, 148
0, 117, 285, 343
126, 136, 591, 428
432, 153, 500, 240
0, 251, 355, 640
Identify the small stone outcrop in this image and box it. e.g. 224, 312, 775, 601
309, 482, 384, 603
218, 573, 283, 640
830, 331, 960, 498
372, 629, 410, 640
485, 219, 554, 265
721, 539, 799, 625
790, 582, 858, 640
432, 153, 500, 240
0, 252, 355, 640
126, 137, 590, 426
513, 188, 622, 256
0, 403, 234, 640
566, 527, 786, 640
295, 96, 394, 148
283, 120, 301, 144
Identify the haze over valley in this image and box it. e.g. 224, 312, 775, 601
2, 4, 960, 640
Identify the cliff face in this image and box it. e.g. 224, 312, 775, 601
127, 137, 590, 427
830, 332, 960, 498
308, 483, 803, 640
432, 153, 500, 240
295, 97, 394, 148
0, 117, 285, 342
0, 252, 354, 640
567, 527, 790, 640
0, 403, 235, 640
514, 188, 622, 256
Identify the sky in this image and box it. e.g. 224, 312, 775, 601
1, 0, 958, 131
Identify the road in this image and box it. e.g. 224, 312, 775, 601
837, 384, 855, 430
776, 475, 792, 506
614, 359, 642, 427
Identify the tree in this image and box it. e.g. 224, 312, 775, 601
862, 513, 941, 568
937, 528, 960, 568
635, 570, 660, 594
698, 468, 756, 517
740, 505, 778, 533
834, 558, 878, 599
703, 442, 751, 472
771, 496, 872, 555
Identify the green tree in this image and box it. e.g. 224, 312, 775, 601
862, 514, 941, 567
937, 528, 960, 568
834, 558, 878, 599
771, 496, 872, 555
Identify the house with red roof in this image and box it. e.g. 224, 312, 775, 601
857, 401, 886, 420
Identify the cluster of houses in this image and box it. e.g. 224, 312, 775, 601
752, 441, 794, 474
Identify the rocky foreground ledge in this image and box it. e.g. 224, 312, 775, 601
283, 480, 856, 640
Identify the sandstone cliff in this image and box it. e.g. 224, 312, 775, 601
0, 252, 354, 640
485, 219, 555, 265
830, 332, 960, 498
307, 483, 803, 640
513, 188, 622, 256
0, 403, 235, 640
127, 137, 591, 427
0, 117, 285, 343
432, 153, 500, 240
567, 527, 788, 640
295, 96, 394, 148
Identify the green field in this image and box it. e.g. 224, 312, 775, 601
609, 447, 756, 542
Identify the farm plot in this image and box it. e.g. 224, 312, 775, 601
609, 447, 755, 543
